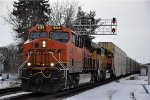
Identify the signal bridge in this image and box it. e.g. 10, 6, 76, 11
72, 18, 117, 35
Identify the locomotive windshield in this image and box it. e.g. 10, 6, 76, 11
50, 32, 69, 43
30, 32, 48, 39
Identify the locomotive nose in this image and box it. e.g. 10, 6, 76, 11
28, 39, 50, 67
26, 38, 66, 69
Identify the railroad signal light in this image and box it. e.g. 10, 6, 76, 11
112, 18, 116, 24
112, 28, 116, 33
91, 17, 95, 24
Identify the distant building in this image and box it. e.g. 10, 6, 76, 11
141, 67, 147, 76
140, 64, 149, 76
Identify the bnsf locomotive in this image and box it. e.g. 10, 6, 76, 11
21, 25, 140, 93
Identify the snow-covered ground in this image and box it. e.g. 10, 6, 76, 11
0, 79, 20, 89
0, 73, 20, 89
64, 74, 150, 100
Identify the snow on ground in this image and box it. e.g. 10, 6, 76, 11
0, 80, 20, 89
64, 74, 150, 100
0, 73, 21, 89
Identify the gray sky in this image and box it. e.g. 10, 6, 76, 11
0, 0, 150, 64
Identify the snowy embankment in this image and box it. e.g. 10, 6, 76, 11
64, 74, 150, 100
0, 73, 21, 89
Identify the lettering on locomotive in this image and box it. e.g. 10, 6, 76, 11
25, 49, 65, 56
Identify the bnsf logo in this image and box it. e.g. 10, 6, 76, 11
25, 49, 65, 56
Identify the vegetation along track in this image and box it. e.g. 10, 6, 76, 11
4, 73, 136, 100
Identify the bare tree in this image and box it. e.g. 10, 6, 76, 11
0, 47, 9, 71
74, 7, 101, 34
49, 0, 79, 28
0, 44, 19, 72
7, 44, 20, 72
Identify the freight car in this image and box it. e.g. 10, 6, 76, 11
20, 25, 141, 93
126, 57, 140, 73
98, 42, 127, 77
98, 42, 140, 78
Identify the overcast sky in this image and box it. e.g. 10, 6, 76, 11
0, 0, 150, 64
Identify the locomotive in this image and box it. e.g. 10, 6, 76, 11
21, 25, 140, 93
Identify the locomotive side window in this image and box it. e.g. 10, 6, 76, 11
72, 33, 76, 44
50, 32, 69, 43
78, 36, 84, 48
30, 32, 48, 39
78, 36, 80, 47
78, 36, 83, 48
80, 37, 83, 48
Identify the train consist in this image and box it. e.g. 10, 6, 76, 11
21, 25, 141, 93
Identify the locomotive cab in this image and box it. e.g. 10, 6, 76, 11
24, 25, 70, 68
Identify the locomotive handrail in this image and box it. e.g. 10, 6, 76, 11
48, 52, 67, 70
18, 53, 31, 79
48, 52, 68, 88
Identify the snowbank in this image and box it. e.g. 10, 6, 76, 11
0, 73, 20, 89
64, 75, 150, 100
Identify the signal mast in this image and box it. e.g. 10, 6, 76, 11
72, 17, 117, 35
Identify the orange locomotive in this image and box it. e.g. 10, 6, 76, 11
21, 25, 101, 93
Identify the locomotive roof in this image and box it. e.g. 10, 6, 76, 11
28, 25, 94, 41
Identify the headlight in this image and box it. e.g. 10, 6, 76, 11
27, 62, 31, 66
42, 41, 46, 44
42, 41, 46, 47
50, 63, 54, 67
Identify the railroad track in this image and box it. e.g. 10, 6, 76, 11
0, 87, 23, 99
0, 87, 22, 94
1, 73, 135, 100
0, 92, 50, 100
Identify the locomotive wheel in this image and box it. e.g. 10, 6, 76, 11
90, 71, 97, 83
66, 75, 75, 89
101, 70, 106, 80
70, 79, 76, 88
90, 76, 94, 83
73, 74, 79, 87
67, 74, 79, 89
110, 69, 116, 78
97, 69, 101, 81
69, 76, 75, 88
66, 76, 71, 89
